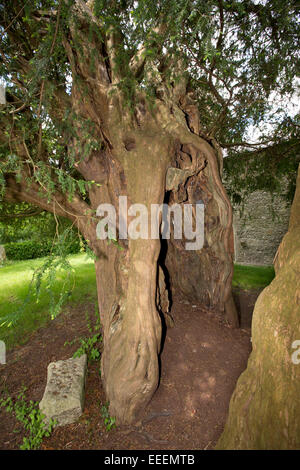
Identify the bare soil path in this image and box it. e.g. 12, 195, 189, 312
0, 293, 253, 450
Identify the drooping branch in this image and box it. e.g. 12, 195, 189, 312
0, 207, 44, 220
4, 172, 91, 225
0, 1, 28, 37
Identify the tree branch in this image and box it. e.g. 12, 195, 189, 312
4, 172, 92, 226
220, 139, 276, 150
0, 1, 30, 38
0, 208, 44, 220
129, 23, 168, 82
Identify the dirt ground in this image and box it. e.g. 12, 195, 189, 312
0, 290, 255, 450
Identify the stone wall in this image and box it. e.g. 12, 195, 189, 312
231, 191, 291, 266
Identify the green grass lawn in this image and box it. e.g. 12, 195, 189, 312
0, 253, 97, 349
232, 263, 275, 290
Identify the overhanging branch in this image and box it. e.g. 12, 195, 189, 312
0, 208, 44, 220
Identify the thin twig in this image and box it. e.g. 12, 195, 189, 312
37, 0, 62, 158
0, 1, 30, 38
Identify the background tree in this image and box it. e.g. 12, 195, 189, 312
0, 0, 299, 424
0, 201, 78, 244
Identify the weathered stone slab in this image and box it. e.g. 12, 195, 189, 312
39, 354, 87, 427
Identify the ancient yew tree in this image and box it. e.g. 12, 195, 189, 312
0, 0, 299, 424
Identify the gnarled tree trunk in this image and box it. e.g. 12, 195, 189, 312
216, 164, 300, 449
5, 72, 238, 426
83, 95, 238, 423
2, 1, 238, 425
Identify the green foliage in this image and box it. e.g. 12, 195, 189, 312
64, 308, 102, 363
223, 143, 300, 207
92, 0, 300, 147
4, 238, 82, 261
5, 240, 52, 260
28, 229, 81, 321
100, 402, 116, 431
0, 0, 298, 212
0, 228, 88, 329
0, 387, 56, 450
0, 202, 82, 246
1, 0, 298, 157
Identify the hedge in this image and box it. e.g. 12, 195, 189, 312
5, 239, 82, 261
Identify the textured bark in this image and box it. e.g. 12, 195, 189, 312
94, 135, 172, 423
216, 164, 300, 450
165, 139, 237, 326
